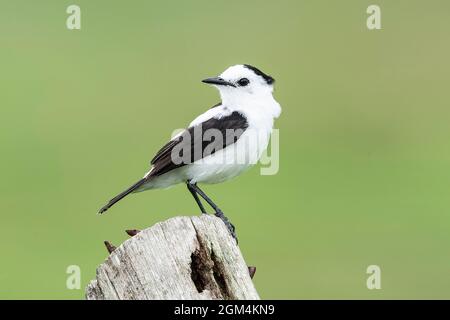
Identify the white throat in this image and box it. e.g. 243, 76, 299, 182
219, 88, 281, 120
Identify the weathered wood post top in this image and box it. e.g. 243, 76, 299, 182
86, 215, 259, 300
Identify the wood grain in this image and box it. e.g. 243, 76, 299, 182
86, 215, 259, 300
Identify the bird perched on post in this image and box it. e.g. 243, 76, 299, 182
99, 64, 281, 242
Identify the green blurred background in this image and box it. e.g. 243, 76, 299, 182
1, 0, 450, 299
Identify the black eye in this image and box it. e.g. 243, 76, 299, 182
237, 78, 250, 86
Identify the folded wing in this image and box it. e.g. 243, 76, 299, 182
149, 110, 248, 177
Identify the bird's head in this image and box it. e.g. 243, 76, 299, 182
202, 64, 276, 104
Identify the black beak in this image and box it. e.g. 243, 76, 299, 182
202, 77, 236, 87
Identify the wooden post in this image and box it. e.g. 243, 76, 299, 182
86, 215, 260, 300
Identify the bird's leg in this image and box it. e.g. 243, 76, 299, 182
188, 183, 237, 243
187, 181, 207, 214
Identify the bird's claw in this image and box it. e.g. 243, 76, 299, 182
215, 210, 238, 244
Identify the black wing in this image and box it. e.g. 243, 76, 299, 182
150, 102, 222, 165
149, 110, 248, 177
98, 108, 247, 214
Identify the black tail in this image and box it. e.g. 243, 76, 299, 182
98, 178, 147, 214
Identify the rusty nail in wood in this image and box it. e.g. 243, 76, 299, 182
125, 229, 141, 237
104, 241, 116, 254
248, 266, 256, 279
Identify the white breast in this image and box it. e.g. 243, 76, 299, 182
184, 102, 277, 184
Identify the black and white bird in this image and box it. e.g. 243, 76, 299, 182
99, 64, 281, 241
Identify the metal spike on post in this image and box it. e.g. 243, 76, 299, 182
125, 229, 140, 237
86, 215, 259, 300
103, 241, 116, 254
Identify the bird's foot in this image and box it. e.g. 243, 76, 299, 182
214, 210, 238, 244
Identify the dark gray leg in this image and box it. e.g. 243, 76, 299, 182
187, 182, 207, 214
187, 182, 237, 243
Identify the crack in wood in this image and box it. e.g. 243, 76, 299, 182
211, 249, 231, 299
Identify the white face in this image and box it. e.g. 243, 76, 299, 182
202, 64, 281, 118
204, 65, 275, 98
